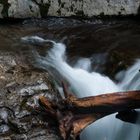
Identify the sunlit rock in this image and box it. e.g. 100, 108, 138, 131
83, 0, 140, 16
8, 0, 41, 18
0, 0, 139, 18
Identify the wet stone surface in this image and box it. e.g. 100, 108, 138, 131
0, 51, 61, 140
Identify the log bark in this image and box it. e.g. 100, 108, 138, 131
37, 83, 140, 140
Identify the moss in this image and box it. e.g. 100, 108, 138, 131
0, 0, 10, 18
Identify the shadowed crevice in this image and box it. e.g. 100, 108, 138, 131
0, 0, 10, 18
31, 0, 51, 18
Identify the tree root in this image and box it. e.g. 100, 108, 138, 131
37, 82, 140, 140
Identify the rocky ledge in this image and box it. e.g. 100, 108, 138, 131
0, 0, 140, 18
0, 51, 61, 140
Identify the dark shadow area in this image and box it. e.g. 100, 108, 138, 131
116, 110, 139, 123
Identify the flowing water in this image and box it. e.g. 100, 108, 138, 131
0, 18, 140, 139
22, 36, 140, 140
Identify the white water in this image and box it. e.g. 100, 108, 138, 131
22, 36, 140, 140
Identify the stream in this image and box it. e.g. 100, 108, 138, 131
0, 18, 140, 140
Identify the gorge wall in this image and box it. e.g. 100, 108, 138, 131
0, 0, 140, 18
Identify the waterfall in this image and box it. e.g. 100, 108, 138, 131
22, 36, 140, 140
118, 59, 140, 91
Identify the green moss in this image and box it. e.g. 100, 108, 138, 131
0, 0, 10, 18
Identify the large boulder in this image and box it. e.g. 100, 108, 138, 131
0, 0, 140, 18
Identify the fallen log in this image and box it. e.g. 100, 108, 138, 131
37, 83, 140, 140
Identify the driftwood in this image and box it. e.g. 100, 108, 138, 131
37, 82, 140, 140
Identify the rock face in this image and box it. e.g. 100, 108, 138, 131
0, 51, 61, 140
0, 0, 140, 18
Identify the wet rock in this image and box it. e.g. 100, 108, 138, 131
19, 83, 48, 96
0, 51, 61, 139
10, 134, 28, 140
28, 129, 60, 140
45, 21, 140, 78
1, 18, 140, 78
0, 125, 10, 134
0, 108, 9, 123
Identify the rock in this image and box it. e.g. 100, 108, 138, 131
0, 0, 140, 18
0, 4, 3, 18
8, 0, 41, 18
19, 83, 49, 96
0, 125, 10, 134
0, 51, 61, 139
83, 0, 140, 16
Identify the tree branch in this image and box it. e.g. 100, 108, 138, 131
37, 86, 140, 140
